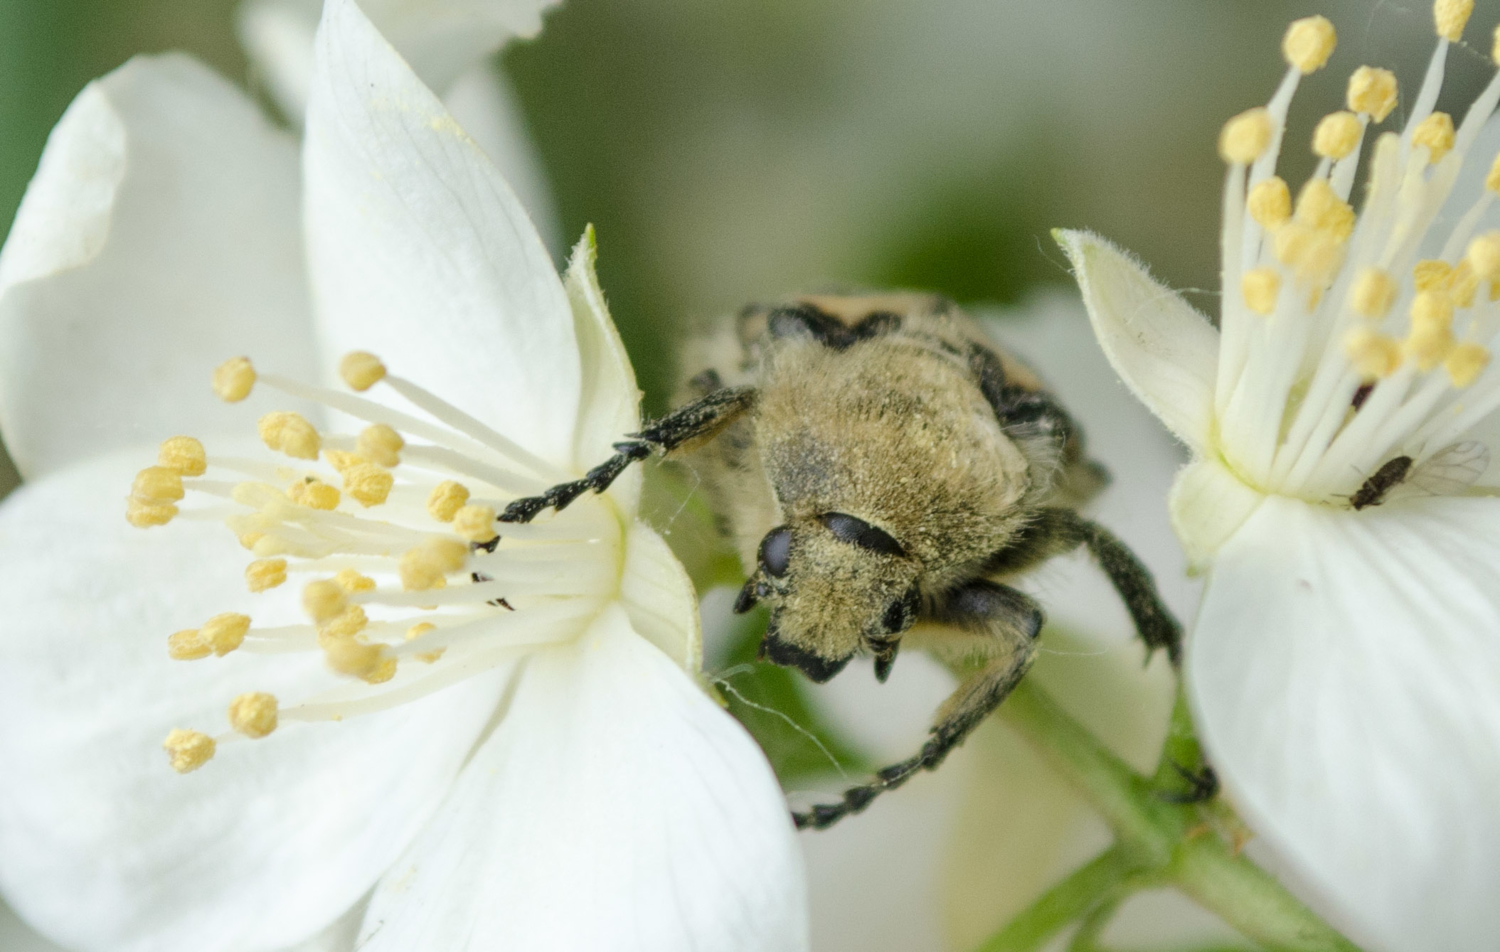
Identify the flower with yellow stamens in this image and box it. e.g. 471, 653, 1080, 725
1059, 5, 1500, 948
0, 2, 807, 950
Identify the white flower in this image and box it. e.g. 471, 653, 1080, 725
0, 1, 806, 950
1060, 5, 1500, 950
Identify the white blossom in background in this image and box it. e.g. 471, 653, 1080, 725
1061, 4, 1500, 949
0, 1, 806, 950
239, 0, 561, 252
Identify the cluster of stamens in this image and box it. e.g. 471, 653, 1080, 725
139, 352, 621, 773
1212, 0, 1500, 501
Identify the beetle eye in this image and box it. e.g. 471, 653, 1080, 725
759, 526, 792, 577
820, 512, 905, 556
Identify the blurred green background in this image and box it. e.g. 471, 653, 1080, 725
2, 0, 1489, 434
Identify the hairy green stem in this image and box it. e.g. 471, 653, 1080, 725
985, 680, 1359, 952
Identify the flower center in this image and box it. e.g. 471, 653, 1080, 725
1211, 4, 1500, 505
134, 353, 622, 773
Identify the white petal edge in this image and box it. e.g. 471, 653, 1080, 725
242, 0, 561, 103
565, 226, 642, 482
357, 604, 809, 952
236, 0, 319, 124
357, 0, 561, 94
0, 54, 316, 480
441, 61, 563, 257
1188, 495, 1500, 952
1054, 229, 1218, 455
0, 446, 505, 952
303, 0, 580, 468
238, 0, 564, 259
620, 520, 702, 675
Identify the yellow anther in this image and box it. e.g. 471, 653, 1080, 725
1241, 268, 1281, 315
1412, 259, 1453, 292
406, 622, 436, 641
1219, 108, 1273, 164
126, 499, 177, 528
1410, 289, 1455, 330
1283, 16, 1336, 73
1344, 327, 1404, 378
357, 423, 404, 468
323, 449, 368, 474
291, 478, 341, 510
258, 412, 321, 460
339, 351, 387, 391
405, 622, 446, 661
1493, 23, 1500, 64
1434, 0, 1473, 41
1347, 67, 1398, 122
1247, 177, 1293, 228
321, 635, 395, 683
335, 568, 377, 593
201, 612, 250, 656
1273, 224, 1344, 283
1350, 268, 1399, 318
227, 692, 278, 739
399, 538, 469, 591
163, 729, 215, 773
245, 558, 288, 592
213, 357, 256, 403
1446, 342, 1491, 386
342, 462, 393, 507
1404, 324, 1455, 371
132, 466, 184, 504
1294, 179, 1356, 240
167, 629, 211, 661
303, 579, 349, 624
452, 503, 499, 543
1412, 112, 1456, 164
237, 530, 265, 551
1467, 232, 1500, 280
1451, 260, 1480, 308
157, 437, 206, 477
427, 481, 470, 522
1313, 111, 1362, 160
319, 605, 369, 640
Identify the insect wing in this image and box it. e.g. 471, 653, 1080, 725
1396, 442, 1491, 499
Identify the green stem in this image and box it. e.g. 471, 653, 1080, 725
971, 848, 1137, 952
989, 680, 1359, 952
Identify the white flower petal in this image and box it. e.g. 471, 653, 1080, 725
0, 447, 505, 952
303, 0, 579, 466
0, 898, 67, 952
0, 55, 315, 480
1167, 457, 1264, 572
1189, 495, 1500, 952
620, 521, 701, 674
444, 62, 563, 257
236, 0, 320, 124
240, 0, 559, 119
564, 227, 642, 478
358, 605, 809, 952
1054, 229, 1218, 454
365, 0, 559, 93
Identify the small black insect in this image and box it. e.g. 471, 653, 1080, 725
1350, 455, 1413, 510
